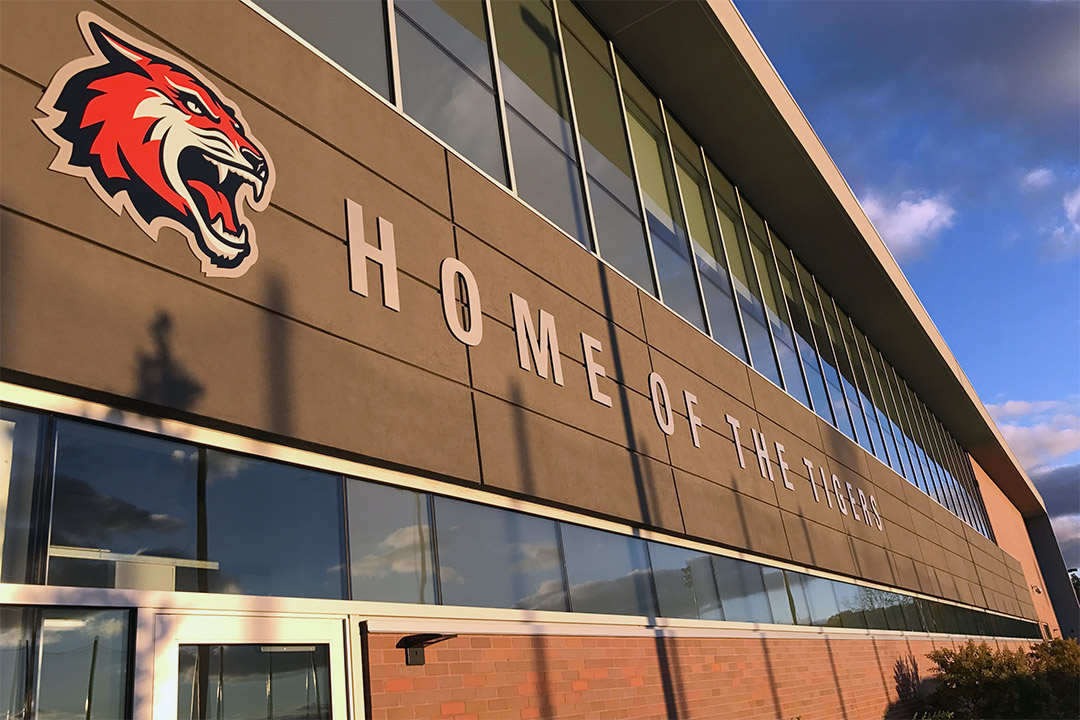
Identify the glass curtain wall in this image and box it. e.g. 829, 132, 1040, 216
836, 307, 887, 462
819, 288, 874, 454
558, 1, 655, 291
798, 263, 856, 440
491, 0, 590, 246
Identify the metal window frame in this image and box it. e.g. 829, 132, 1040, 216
823, 294, 872, 452
385, 0, 403, 110
789, 255, 840, 427
833, 306, 880, 458
481, 0, 517, 192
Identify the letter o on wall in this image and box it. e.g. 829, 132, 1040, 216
440, 257, 483, 346
649, 372, 675, 436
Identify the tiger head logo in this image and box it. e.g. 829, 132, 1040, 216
36, 13, 275, 278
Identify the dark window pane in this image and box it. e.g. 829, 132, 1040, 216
347, 480, 435, 604
49, 420, 200, 589
0, 407, 44, 584
833, 582, 868, 629
191, 451, 347, 599
1, 607, 132, 720
900, 595, 924, 631
762, 565, 794, 625
254, 1, 390, 100
435, 497, 566, 611
857, 587, 892, 630
397, 0, 507, 183
883, 594, 907, 631
647, 542, 722, 620
713, 556, 772, 624
917, 599, 937, 632
561, 5, 654, 291
493, 0, 589, 245
178, 644, 330, 720
561, 523, 655, 616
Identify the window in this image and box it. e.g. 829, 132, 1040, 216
561, 523, 655, 616
435, 497, 566, 611
347, 479, 436, 604
648, 541, 722, 620
713, 555, 772, 624
0, 406, 44, 584
396, 0, 507, 182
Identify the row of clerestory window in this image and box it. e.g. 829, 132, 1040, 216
0, 405, 1038, 638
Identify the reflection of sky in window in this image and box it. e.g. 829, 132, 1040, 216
562, 524, 655, 617
347, 480, 435, 604
51, 421, 198, 558
396, 0, 506, 183
435, 497, 566, 611
648, 542, 722, 620
713, 556, 772, 624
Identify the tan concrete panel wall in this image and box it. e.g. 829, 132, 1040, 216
0, 0, 1035, 618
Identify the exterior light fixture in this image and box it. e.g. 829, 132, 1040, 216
396, 633, 457, 666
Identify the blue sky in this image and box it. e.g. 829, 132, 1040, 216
733, 0, 1079, 568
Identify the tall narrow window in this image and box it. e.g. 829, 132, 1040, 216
749, 222, 811, 407
708, 167, 782, 385
797, 262, 855, 439
819, 289, 873, 453
618, 58, 707, 332
854, 326, 905, 477
668, 118, 746, 359
837, 307, 887, 463
560, 2, 654, 291
396, 0, 507, 183
0, 407, 44, 585
491, 0, 589, 245
254, 1, 392, 100
773, 238, 833, 421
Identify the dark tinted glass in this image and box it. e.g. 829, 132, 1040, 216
492, 0, 589, 245
435, 497, 566, 611
0, 407, 44, 584
396, 0, 507, 182
713, 555, 772, 624
899, 596, 924, 631
561, 523, 655, 616
178, 644, 330, 720
560, 2, 654, 291
49, 420, 200, 589
858, 587, 892, 630
648, 542, 722, 620
347, 480, 435, 604
254, 0, 391, 100
189, 451, 347, 599
882, 593, 906, 630
833, 582, 868, 629
1, 607, 132, 720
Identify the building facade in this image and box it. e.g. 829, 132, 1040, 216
1, 1, 1076, 719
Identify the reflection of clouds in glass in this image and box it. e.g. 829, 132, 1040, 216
207, 453, 249, 482
569, 568, 654, 616
51, 476, 187, 548
170, 448, 197, 464
510, 578, 566, 611
349, 524, 432, 579
511, 541, 559, 573
40, 616, 126, 646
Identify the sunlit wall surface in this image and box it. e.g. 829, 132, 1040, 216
250, 0, 993, 538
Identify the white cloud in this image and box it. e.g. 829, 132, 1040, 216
1049, 513, 1080, 570
1020, 167, 1055, 191
988, 397, 1080, 470
860, 189, 957, 260
1044, 186, 1080, 258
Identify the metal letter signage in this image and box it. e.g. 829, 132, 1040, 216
36, 13, 275, 278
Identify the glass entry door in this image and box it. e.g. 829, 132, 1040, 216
151, 614, 350, 720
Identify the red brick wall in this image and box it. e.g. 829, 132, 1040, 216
365, 632, 1034, 720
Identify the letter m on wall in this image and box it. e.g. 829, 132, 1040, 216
511, 293, 564, 386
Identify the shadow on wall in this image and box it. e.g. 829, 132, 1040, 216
883, 651, 935, 719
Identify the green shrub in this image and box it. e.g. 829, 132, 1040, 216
925, 638, 1080, 719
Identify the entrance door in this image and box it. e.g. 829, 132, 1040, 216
150, 613, 351, 720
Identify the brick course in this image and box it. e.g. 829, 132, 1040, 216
367, 632, 1033, 719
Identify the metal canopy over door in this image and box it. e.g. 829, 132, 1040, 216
149, 614, 352, 720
